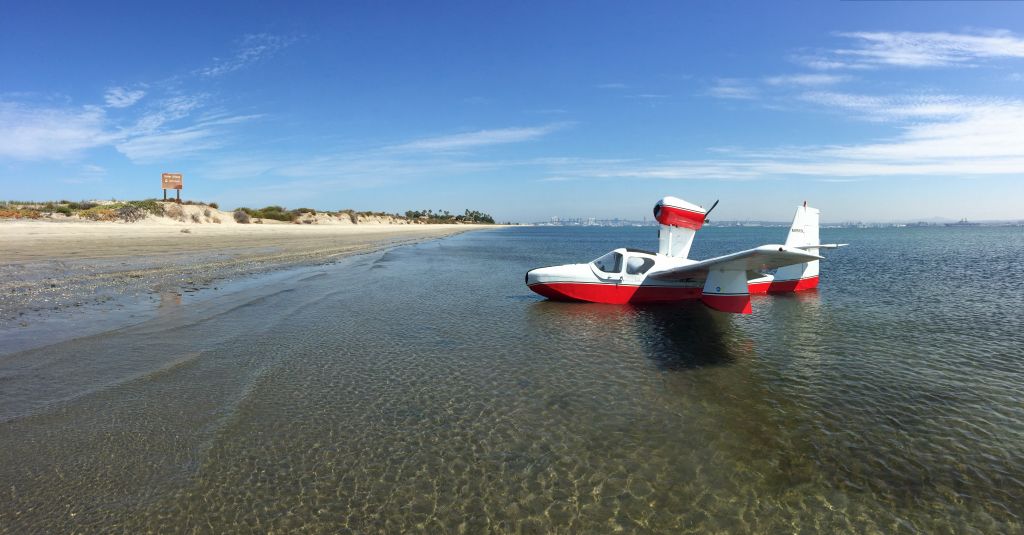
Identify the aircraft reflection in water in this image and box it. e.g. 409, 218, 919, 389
526, 299, 755, 370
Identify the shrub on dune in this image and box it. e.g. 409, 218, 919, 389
126, 199, 165, 216
0, 208, 42, 219
82, 207, 117, 221
164, 204, 185, 222
117, 205, 147, 222
339, 209, 358, 224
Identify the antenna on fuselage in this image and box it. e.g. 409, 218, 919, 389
703, 200, 720, 223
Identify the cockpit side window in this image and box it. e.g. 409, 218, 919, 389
626, 256, 655, 275
592, 252, 623, 274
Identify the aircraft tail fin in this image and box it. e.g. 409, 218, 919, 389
784, 202, 820, 249
775, 202, 823, 286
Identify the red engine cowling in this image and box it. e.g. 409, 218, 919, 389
653, 197, 707, 230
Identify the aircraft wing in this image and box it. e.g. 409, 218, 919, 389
647, 245, 823, 281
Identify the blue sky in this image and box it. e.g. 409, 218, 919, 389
2, 1, 1024, 222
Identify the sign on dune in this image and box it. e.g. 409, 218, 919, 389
161, 173, 183, 190
161, 173, 183, 202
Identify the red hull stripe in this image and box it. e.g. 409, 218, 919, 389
701, 294, 752, 314
528, 282, 702, 304
748, 275, 819, 294
529, 276, 820, 311
654, 204, 705, 230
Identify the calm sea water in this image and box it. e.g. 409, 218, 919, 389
1, 225, 1023, 533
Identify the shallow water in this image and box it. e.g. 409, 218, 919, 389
1, 225, 1023, 533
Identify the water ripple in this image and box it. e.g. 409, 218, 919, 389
1, 226, 1023, 533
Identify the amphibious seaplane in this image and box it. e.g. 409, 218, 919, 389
525, 197, 845, 314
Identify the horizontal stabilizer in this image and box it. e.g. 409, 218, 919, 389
794, 243, 847, 250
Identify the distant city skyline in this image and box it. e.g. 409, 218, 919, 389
2, 1, 1024, 222
533, 215, 1019, 226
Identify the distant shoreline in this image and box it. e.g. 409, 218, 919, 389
0, 199, 500, 225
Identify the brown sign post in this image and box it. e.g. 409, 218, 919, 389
161, 173, 183, 202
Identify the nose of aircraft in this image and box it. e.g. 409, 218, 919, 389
525, 268, 539, 285
525, 266, 555, 285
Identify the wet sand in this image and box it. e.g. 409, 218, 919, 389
0, 220, 496, 352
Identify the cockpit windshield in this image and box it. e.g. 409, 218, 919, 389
592, 251, 623, 274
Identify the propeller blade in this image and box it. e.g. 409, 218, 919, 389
704, 199, 719, 222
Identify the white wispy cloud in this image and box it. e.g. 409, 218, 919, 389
541, 160, 763, 181
798, 91, 994, 121
0, 93, 255, 164
197, 152, 508, 200
596, 83, 627, 89
104, 86, 146, 108
62, 164, 107, 184
0, 102, 116, 160
198, 33, 294, 77
706, 78, 758, 100
116, 126, 223, 163
819, 100, 1024, 163
536, 95, 1024, 180
391, 123, 570, 152
797, 91, 888, 112
801, 30, 1024, 69
763, 74, 849, 86
116, 114, 260, 163
131, 95, 205, 133
792, 56, 864, 71
1, 34, 285, 164
274, 156, 491, 184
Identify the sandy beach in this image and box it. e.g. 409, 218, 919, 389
0, 220, 497, 349
0, 219, 492, 262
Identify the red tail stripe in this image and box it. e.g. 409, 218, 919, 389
748, 275, 819, 294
